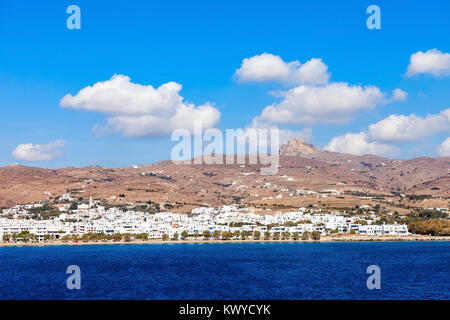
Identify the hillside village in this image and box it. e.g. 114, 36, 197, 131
3, 190, 448, 243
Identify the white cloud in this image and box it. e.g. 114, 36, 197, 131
406, 49, 450, 77
324, 133, 399, 157
235, 53, 330, 85
257, 82, 385, 125
325, 108, 450, 157
293, 58, 330, 86
60, 74, 221, 137
235, 53, 291, 83
391, 88, 408, 102
437, 137, 450, 157
238, 54, 407, 129
367, 108, 450, 143
96, 104, 220, 138
12, 140, 65, 162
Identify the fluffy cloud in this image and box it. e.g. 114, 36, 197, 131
391, 88, 408, 102
12, 140, 65, 162
324, 133, 399, 157
367, 108, 450, 143
237, 53, 407, 128
406, 49, 450, 77
437, 137, 450, 157
235, 53, 330, 85
60, 74, 221, 137
257, 82, 385, 125
325, 108, 450, 157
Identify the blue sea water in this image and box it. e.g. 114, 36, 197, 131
0, 242, 448, 300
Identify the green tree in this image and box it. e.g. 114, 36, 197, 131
233, 230, 240, 239
408, 219, 450, 236
311, 231, 321, 240
253, 230, 261, 240
162, 234, 169, 241
135, 233, 148, 240
61, 234, 71, 242
264, 232, 271, 240
112, 233, 122, 241
181, 230, 189, 240
292, 232, 299, 240
123, 233, 132, 242
17, 231, 32, 242
203, 230, 210, 240
273, 232, 280, 240
172, 232, 179, 241
301, 231, 310, 240
222, 231, 232, 240
213, 230, 221, 240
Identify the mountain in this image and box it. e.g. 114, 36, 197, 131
279, 137, 388, 164
279, 138, 320, 156
0, 139, 449, 212
278, 138, 450, 194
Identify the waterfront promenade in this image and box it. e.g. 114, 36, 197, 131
1, 234, 449, 247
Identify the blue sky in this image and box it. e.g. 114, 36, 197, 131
0, 0, 449, 168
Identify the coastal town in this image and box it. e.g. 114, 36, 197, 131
1, 191, 438, 244
1, 137, 450, 246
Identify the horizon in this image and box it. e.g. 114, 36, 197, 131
3, 136, 450, 170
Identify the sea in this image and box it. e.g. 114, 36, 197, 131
0, 241, 448, 300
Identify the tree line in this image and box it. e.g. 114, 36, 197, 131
2, 230, 322, 243
162, 230, 321, 241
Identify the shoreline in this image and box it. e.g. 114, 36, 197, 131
1, 235, 449, 247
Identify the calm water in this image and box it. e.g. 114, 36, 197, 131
0, 242, 449, 300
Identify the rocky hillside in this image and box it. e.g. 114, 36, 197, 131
0, 138, 449, 211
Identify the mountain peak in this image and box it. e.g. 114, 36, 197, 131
279, 138, 320, 156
